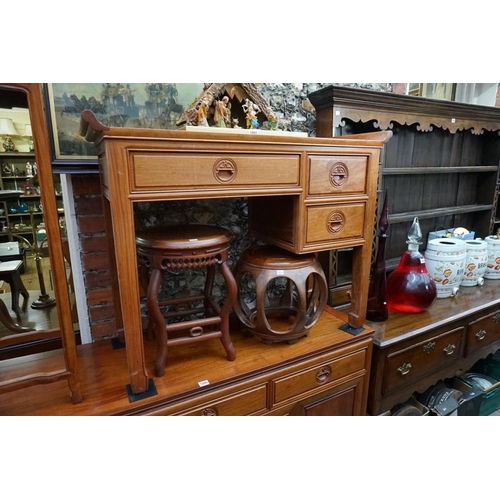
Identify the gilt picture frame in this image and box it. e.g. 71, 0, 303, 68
44, 83, 204, 171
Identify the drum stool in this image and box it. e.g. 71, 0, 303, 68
233, 245, 328, 344
136, 225, 237, 377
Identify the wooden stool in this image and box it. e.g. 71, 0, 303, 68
136, 225, 237, 377
233, 245, 328, 344
0, 260, 29, 320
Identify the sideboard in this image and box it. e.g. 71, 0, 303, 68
79, 111, 391, 399
366, 280, 500, 415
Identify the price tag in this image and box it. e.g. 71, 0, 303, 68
198, 380, 210, 387
277, 270, 285, 275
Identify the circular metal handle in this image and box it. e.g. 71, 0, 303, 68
443, 344, 456, 356
493, 313, 500, 324
423, 341, 436, 354
475, 329, 487, 341
200, 407, 218, 416
316, 365, 332, 384
397, 362, 412, 376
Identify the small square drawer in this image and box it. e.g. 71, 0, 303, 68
307, 155, 368, 197
305, 203, 365, 245
272, 349, 366, 405
465, 309, 500, 356
382, 327, 464, 395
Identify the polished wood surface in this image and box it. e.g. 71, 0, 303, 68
79, 110, 390, 395
0, 306, 373, 415
366, 280, 500, 414
0, 84, 80, 402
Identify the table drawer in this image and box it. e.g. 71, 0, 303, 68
170, 384, 268, 416
305, 203, 365, 245
308, 155, 368, 197
383, 327, 464, 395
272, 349, 367, 405
132, 153, 300, 190
465, 309, 500, 356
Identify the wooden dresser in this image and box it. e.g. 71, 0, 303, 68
366, 280, 500, 415
79, 111, 391, 413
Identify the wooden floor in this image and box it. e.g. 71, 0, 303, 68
0, 306, 362, 415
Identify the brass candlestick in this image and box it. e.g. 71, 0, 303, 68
9, 207, 56, 309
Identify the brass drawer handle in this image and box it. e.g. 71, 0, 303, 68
423, 341, 436, 354
475, 329, 487, 341
397, 362, 412, 376
316, 365, 332, 384
200, 407, 218, 416
443, 344, 456, 356
493, 313, 500, 324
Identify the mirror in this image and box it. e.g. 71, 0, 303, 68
0, 83, 80, 403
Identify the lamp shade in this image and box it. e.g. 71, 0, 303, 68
24, 124, 32, 137
0, 118, 19, 136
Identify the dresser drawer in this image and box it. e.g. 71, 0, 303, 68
465, 309, 500, 356
307, 155, 368, 197
131, 153, 300, 190
272, 349, 367, 405
382, 327, 464, 395
305, 203, 365, 245
166, 384, 268, 416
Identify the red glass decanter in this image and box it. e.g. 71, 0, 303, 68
386, 217, 437, 313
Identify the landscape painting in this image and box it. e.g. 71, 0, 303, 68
47, 83, 204, 160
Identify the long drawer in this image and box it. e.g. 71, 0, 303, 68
382, 326, 465, 395
131, 153, 300, 190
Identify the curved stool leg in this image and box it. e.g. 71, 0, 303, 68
219, 261, 236, 361
146, 268, 168, 377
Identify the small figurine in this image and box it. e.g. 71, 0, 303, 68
26, 162, 33, 177
232, 118, 241, 129
213, 96, 230, 128
197, 97, 210, 127
268, 112, 280, 131
242, 99, 260, 129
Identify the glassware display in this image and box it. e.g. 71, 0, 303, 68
386, 217, 437, 313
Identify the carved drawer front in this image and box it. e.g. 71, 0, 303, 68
465, 309, 500, 356
131, 153, 300, 190
305, 203, 365, 245
307, 155, 368, 197
170, 384, 268, 416
272, 349, 366, 405
382, 327, 464, 395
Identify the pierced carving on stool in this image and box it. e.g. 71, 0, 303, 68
233, 245, 328, 344
136, 225, 237, 377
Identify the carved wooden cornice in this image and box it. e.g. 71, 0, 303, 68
308, 85, 500, 135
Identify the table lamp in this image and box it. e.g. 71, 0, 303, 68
24, 123, 34, 152
0, 118, 20, 152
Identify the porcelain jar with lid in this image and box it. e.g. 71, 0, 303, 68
424, 238, 466, 298
461, 239, 488, 286
484, 234, 500, 279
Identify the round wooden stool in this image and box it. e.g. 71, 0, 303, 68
233, 245, 328, 344
135, 225, 237, 377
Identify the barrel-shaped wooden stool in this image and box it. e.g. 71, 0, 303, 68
233, 245, 328, 344
136, 225, 237, 377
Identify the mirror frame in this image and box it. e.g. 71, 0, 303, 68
0, 83, 81, 404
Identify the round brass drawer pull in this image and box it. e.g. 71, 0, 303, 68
443, 344, 456, 356
316, 365, 332, 384
397, 362, 412, 376
200, 407, 218, 416
475, 329, 487, 341
423, 341, 436, 353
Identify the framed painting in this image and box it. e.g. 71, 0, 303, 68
44, 83, 204, 172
